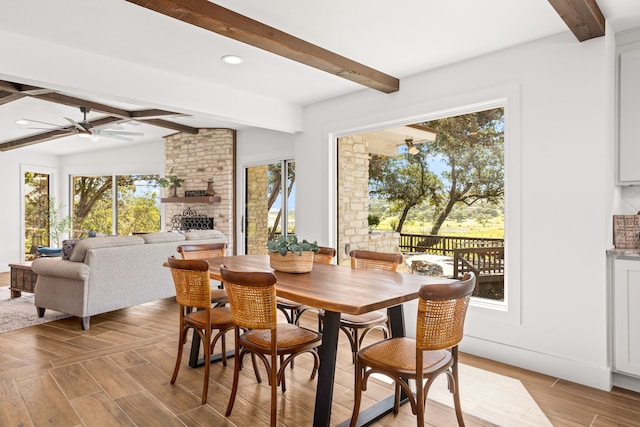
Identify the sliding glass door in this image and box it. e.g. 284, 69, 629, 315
244, 160, 295, 254
24, 172, 50, 259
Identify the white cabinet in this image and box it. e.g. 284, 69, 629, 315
613, 259, 640, 376
618, 49, 640, 184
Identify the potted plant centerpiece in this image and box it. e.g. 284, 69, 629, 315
267, 235, 320, 273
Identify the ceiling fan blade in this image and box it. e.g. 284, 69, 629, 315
21, 118, 63, 128
97, 133, 134, 142
64, 117, 88, 132
94, 130, 144, 136
98, 123, 125, 130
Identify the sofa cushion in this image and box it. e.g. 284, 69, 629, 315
184, 229, 225, 240
69, 236, 145, 262
139, 232, 186, 244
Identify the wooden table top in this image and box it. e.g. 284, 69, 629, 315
206, 254, 456, 315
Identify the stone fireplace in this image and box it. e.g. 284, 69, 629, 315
162, 128, 235, 253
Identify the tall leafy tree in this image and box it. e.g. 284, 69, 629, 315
267, 162, 295, 239
368, 108, 504, 234
425, 108, 504, 235
369, 148, 441, 232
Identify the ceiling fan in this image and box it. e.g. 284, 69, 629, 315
18, 107, 144, 142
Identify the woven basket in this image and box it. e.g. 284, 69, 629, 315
269, 251, 315, 273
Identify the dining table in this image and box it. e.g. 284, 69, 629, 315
201, 254, 456, 427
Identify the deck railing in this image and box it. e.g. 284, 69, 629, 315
399, 233, 504, 256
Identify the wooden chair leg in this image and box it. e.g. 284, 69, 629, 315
350, 359, 364, 427
225, 328, 242, 416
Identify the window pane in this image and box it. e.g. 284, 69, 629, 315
338, 107, 505, 301
24, 172, 50, 259
244, 160, 295, 254
116, 175, 161, 235
286, 161, 296, 234
72, 175, 113, 237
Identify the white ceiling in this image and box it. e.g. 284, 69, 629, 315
1, 0, 640, 155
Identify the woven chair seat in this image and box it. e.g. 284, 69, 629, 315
244, 322, 321, 349
211, 288, 229, 304
359, 337, 449, 373
276, 297, 307, 310
186, 306, 233, 329
340, 310, 388, 326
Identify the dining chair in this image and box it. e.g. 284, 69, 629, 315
319, 249, 403, 362
177, 242, 228, 307
349, 272, 476, 427
220, 265, 322, 426
166, 256, 234, 405
277, 246, 336, 325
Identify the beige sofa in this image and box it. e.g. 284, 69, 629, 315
31, 230, 226, 329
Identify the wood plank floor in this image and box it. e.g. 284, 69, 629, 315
1, 272, 639, 426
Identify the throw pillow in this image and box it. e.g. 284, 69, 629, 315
61, 239, 81, 260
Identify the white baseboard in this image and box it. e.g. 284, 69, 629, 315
460, 336, 613, 391
612, 372, 640, 393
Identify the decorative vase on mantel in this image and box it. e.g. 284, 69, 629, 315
170, 185, 179, 198
205, 180, 215, 196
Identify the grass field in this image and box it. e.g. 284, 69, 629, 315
377, 217, 504, 239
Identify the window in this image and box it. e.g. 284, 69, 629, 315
72, 174, 161, 236
337, 107, 505, 302
24, 171, 50, 259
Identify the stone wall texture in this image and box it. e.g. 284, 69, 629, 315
163, 129, 234, 252
337, 135, 402, 266
245, 165, 269, 254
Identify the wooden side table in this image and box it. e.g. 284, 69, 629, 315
9, 262, 37, 298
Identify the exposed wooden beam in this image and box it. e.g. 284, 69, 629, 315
140, 118, 199, 134
0, 80, 54, 96
548, 0, 605, 42
34, 92, 179, 120
0, 129, 73, 151
0, 92, 25, 106
125, 0, 400, 93
0, 78, 198, 139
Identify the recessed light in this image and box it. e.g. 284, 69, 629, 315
15, 119, 29, 125
221, 55, 243, 65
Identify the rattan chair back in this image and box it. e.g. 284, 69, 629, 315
177, 242, 227, 260
167, 257, 211, 309
314, 246, 336, 264
349, 249, 403, 271
416, 272, 476, 351
220, 266, 278, 330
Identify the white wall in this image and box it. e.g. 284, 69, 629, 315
295, 31, 617, 390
